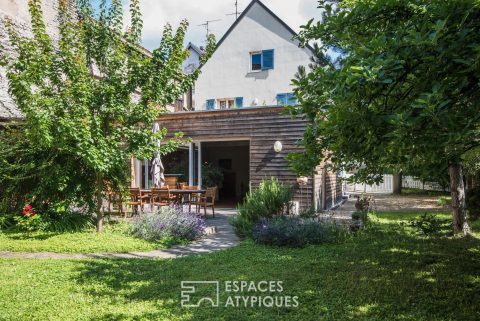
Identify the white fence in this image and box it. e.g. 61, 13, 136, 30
345, 174, 447, 194
402, 176, 448, 192
344, 174, 393, 194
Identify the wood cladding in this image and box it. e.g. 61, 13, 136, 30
156, 106, 342, 211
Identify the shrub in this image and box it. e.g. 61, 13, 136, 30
299, 207, 318, 218
130, 205, 206, 242
354, 194, 372, 212
12, 204, 43, 232
352, 211, 368, 224
0, 213, 16, 230
408, 213, 452, 237
252, 217, 345, 247
232, 177, 293, 237
42, 211, 94, 232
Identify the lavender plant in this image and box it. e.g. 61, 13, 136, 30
130, 205, 206, 242
252, 217, 346, 247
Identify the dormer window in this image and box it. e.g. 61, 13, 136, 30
250, 49, 274, 72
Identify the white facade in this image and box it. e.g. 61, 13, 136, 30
194, 0, 312, 110
182, 43, 202, 74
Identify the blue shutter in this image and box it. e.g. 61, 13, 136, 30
262, 49, 274, 70
276, 93, 287, 106
235, 97, 244, 108
206, 99, 215, 110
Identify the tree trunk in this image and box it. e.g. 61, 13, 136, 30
393, 172, 402, 195
448, 162, 470, 235
96, 174, 104, 233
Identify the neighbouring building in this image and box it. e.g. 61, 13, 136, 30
134, 0, 344, 212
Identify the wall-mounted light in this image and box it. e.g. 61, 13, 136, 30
274, 141, 283, 153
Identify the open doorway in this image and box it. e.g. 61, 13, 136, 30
202, 141, 250, 207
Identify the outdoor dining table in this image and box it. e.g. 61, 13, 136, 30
141, 189, 206, 204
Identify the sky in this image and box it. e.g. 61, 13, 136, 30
92, 0, 323, 50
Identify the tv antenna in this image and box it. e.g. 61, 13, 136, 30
198, 19, 221, 37
227, 1, 242, 20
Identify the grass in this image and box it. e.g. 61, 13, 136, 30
401, 188, 449, 196
0, 222, 177, 253
0, 212, 479, 320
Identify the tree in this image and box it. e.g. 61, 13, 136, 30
290, 0, 480, 234
1, 0, 215, 231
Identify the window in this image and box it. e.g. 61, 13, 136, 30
217, 98, 235, 109
276, 93, 297, 106
250, 49, 274, 72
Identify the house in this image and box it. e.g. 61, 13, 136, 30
182, 42, 203, 74
175, 42, 204, 111
133, 0, 344, 212
193, 0, 312, 110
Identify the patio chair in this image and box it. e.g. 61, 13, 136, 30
107, 190, 125, 218
151, 186, 172, 211
192, 186, 217, 218
127, 187, 148, 215
182, 185, 200, 212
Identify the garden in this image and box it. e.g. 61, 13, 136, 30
1, 209, 479, 320
1, 0, 480, 320
0, 205, 206, 253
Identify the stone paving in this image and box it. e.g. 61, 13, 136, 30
0, 208, 240, 260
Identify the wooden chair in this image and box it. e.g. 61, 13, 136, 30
165, 176, 178, 189
127, 187, 148, 215
107, 190, 125, 218
192, 186, 217, 218
182, 185, 199, 212
150, 186, 172, 211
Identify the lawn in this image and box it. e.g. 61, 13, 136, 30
0, 222, 174, 253
0, 212, 479, 320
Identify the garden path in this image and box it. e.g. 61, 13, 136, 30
0, 209, 240, 260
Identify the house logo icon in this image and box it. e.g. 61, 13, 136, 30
181, 281, 220, 307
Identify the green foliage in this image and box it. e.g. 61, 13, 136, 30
291, 0, 480, 186
0, 0, 215, 227
467, 186, 480, 221
352, 211, 368, 225
0, 221, 166, 253
438, 195, 452, 206
14, 214, 44, 232
202, 162, 224, 188
299, 207, 318, 218
1, 212, 480, 320
462, 147, 480, 176
231, 177, 293, 237
406, 213, 452, 237
41, 211, 94, 233
252, 217, 346, 247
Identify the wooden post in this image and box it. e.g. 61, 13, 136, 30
322, 168, 327, 210
189, 142, 194, 186
130, 157, 136, 188
197, 142, 202, 189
